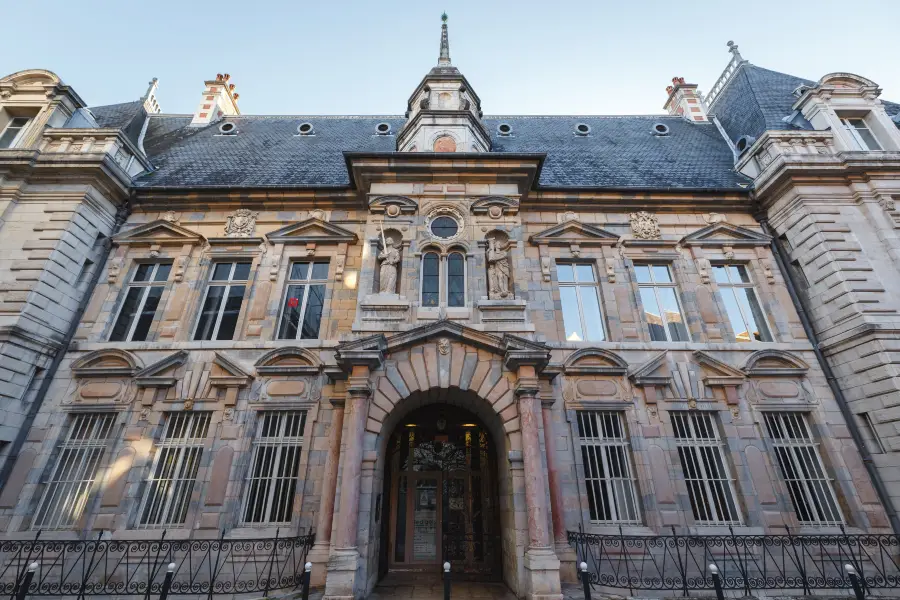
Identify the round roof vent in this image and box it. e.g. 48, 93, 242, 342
218, 122, 236, 134
497, 123, 512, 136
653, 123, 670, 136
375, 122, 391, 135
736, 135, 757, 154
575, 123, 591, 136
297, 122, 314, 135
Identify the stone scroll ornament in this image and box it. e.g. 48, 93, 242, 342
225, 208, 259, 237
487, 237, 511, 299
377, 236, 400, 294
630, 211, 661, 239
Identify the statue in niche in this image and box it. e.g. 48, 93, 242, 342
377, 236, 401, 294
487, 236, 511, 299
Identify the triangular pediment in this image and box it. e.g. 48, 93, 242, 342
134, 351, 188, 387
267, 218, 358, 244
680, 223, 771, 247
628, 351, 671, 385
694, 351, 746, 384
113, 220, 206, 246
211, 352, 253, 387
334, 320, 550, 375
530, 221, 619, 246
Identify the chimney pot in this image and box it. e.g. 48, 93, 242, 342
233, 93, 239, 100
216, 73, 224, 81
666, 86, 674, 94
229, 84, 235, 91
224, 73, 231, 81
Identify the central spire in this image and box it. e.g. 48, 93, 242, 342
438, 13, 451, 66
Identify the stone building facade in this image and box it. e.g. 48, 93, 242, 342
0, 20, 898, 600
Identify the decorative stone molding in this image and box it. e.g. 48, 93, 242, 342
369, 195, 418, 216
224, 208, 258, 237
112, 220, 205, 247
629, 211, 661, 239
470, 196, 519, 218
742, 349, 809, 377
71, 349, 142, 378
680, 222, 771, 248
255, 347, 323, 376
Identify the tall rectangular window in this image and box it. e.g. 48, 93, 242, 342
764, 413, 843, 525
277, 262, 328, 340
138, 412, 211, 528
841, 117, 882, 151
557, 263, 605, 342
109, 263, 172, 341
672, 412, 741, 525
577, 411, 640, 523
33, 413, 115, 530
194, 262, 251, 341
242, 411, 307, 524
712, 264, 772, 342
0, 117, 30, 148
635, 264, 689, 342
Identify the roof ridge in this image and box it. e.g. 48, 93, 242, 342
148, 113, 702, 120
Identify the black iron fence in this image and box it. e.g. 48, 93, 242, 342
0, 529, 315, 598
568, 526, 900, 596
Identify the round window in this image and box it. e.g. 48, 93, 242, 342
430, 216, 459, 239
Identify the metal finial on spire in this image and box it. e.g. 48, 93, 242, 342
438, 13, 451, 66
726, 40, 744, 62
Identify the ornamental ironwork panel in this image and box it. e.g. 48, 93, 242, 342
0, 530, 314, 597
569, 527, 900, 595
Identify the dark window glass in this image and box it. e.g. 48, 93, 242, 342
422, 253, 440, 307
277, 262, 329, 340
447, 253, 465, 307
194, 262, 251, 341
131, 286, 164, 341
109, 287, 144, 341
194, 285, 225, 340
110, 263, 170, 342
216, 285, 246, 340
430, 217, 458, 239
278, 284, 305, 340
301, 284, 325, 338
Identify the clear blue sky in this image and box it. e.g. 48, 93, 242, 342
3, 0, 897, 116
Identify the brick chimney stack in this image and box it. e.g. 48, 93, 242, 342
190, 73, 240, 127
663, 77, 708, 122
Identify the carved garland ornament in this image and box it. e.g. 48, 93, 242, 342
629, 211, 661, 239
225, 208, 259, 238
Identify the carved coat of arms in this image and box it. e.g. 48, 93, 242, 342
629, 211, 661, 240
225, 208, 258, 237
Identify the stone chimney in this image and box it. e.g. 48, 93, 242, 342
663, 77, 708, 122
190, 73, 240, 127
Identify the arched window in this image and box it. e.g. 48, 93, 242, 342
421, 252, 440, 307
447, 252, 465, 307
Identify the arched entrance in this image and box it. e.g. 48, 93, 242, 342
379, 403, 501, 580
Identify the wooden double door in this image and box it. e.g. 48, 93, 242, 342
384, 406, 500, 579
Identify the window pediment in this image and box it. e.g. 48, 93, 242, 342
743, 350, 809, 377
693, 350, 746, 386
134, 350, 188, 388
255, 347, 323, 375
529, 221, 619, 246
112, 220, 206, 247
560, 348, 628, 375
71, 349, 142, 378
266, 218, 358, 245
680, 223, 771, 248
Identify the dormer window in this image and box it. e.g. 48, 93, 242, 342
0, 117, 30, 149
840, 116, 882, 151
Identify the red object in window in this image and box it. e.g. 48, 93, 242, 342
287, 297, 300, 308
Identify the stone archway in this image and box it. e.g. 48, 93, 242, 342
322, 321, 563, 600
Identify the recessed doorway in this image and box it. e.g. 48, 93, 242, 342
380, 404, 502, 581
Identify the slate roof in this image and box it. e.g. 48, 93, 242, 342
134, 114, 749, 190
88, 101, 147, 148
708, 64, 814, 144
709, 62, 900, 143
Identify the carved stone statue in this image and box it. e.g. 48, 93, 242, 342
630, 211, 661, 240
377, 237, 401, 294
225, 208, 258, 237
487, 237, 511, 299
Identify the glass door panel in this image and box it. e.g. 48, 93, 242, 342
412, 477, 439, 562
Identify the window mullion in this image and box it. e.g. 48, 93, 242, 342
125, 286, 152, 342
210, 283, 230, 340
295, 283, 311, 341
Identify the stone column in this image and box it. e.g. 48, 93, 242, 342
541, 400, 576, 583
323, 367, 371, 600
516, 366, 563, 600
309, 397, 345, 587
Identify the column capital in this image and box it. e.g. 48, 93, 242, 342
515, 376, 540, 398
329, 396, 346, 409
346, 375, 373, 400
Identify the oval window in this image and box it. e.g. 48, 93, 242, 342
430, 216, 459, 239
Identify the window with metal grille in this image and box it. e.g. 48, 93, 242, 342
138, 412, 211, 528
109, 263, 172, 341
557, 263, 605, 342
712, 264, 772, 342
242, 411, 307, 524
634, 265, 689, 342
194, 262, 251, 341
577, 411, 640, 523
33, 413, 115, 530
672, 412, 741, 524
277, 262, 328, 340
764, 412, 843, 525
